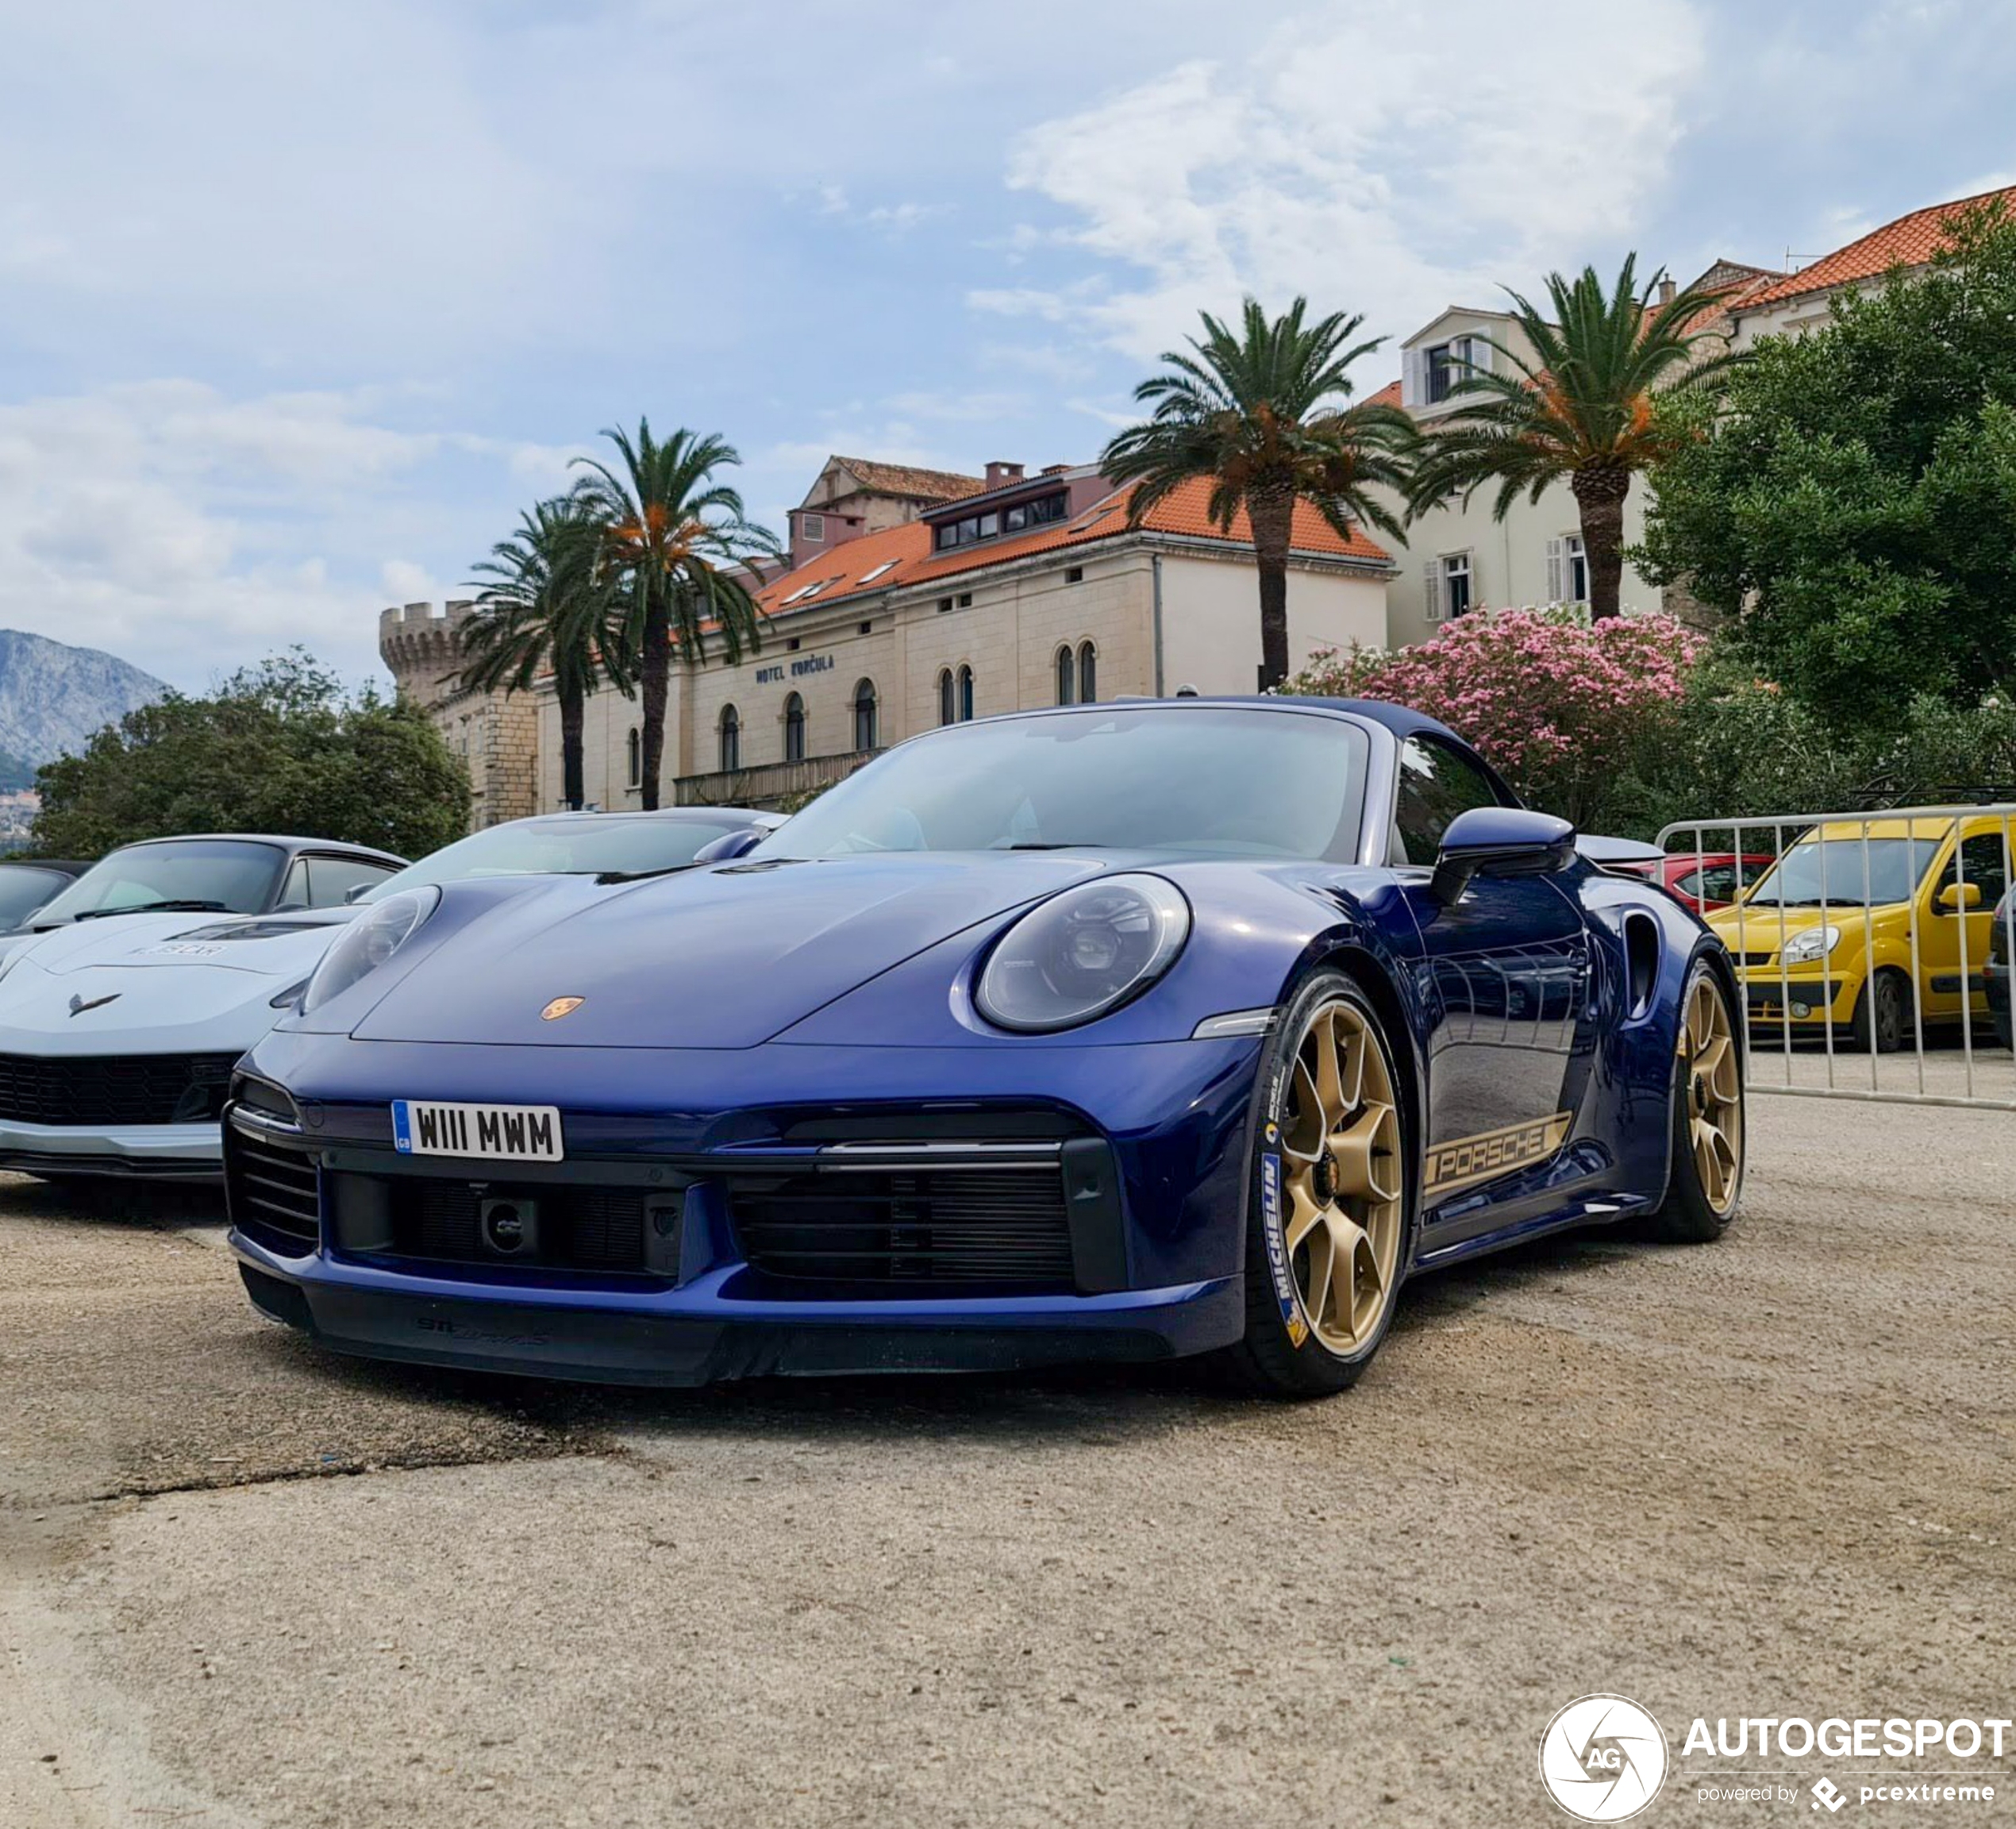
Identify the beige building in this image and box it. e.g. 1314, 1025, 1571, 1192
1377, 267, 1775, 645
532, 456, 1393, 812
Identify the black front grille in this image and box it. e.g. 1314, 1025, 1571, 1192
0, 1052, 240, 1126
729, 1167, 1075, 1289
386, 1180, 669, 1276
224, 1123, 321, 1255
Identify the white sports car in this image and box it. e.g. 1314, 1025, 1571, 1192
0, 810, 774, 1179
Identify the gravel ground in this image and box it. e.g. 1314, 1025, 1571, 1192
2, 1086, 2013, 1827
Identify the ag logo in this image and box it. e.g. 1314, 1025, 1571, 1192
1538, 1694, 1667, 1821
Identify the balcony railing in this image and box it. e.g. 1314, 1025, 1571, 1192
673, 746, 881, 811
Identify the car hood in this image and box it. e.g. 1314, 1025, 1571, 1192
1707, 904, 1878, 949
350, 853, 1115, 1049
0, 912, 355, 1046
0, 908, 355, 978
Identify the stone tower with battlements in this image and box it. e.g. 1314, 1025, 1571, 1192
378, 601, 539, 830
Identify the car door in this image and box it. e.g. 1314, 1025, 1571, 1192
1924, 822, 2012, 1022
1387, 737, 1593, 1224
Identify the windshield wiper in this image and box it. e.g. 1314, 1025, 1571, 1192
1002, 841, 1103, 851
71, 899, 233, 921
594, 861, 714, 885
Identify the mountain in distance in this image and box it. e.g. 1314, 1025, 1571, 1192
0, 629, 167, 780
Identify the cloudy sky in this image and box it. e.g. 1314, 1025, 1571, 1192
2, 0, 2012, 689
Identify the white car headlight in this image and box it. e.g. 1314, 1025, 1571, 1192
1780, 924, 1842, 965
298, 888, 440, 1015
975, 874, 1190, 1033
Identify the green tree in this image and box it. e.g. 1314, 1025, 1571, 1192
31, 652, 469, 859
1410, 255, 1741, 620
1100, 297, 1413, 689
574, 422, 779, 807
462, 496, 633, 811
1637, 206, 2016, 730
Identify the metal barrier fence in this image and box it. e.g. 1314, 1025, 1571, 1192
1656, 806, 2016, 1111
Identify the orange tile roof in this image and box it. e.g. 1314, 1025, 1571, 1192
756, 475, 1391, 618
828, 456, 987, 502
1743, 184, 2016, 309
1365, 379, 1402, 410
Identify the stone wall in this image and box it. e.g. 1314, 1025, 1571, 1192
378, 600, 539, 830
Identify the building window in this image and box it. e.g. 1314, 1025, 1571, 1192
625, 727, 641, 788
958, 591, 972, 609
1441, 553, 1472, 619
937, 596, 953, 614
1056, 645, 1075, 706
956, 664, 975, 722
1064, 565, 1083, 584
787, 637, 800, 652
938, 668, 956, 726
1425, 336, 1484, 404
801, 512, 825, 544
718, 704, 741, 773
1566, 535, 1589, 604
858, 620, 872, 635
783, 692, 806, 763
853, 678, 879, 752
1077, 641, 1097, 703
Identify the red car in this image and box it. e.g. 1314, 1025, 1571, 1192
1625, 852, 1777, 914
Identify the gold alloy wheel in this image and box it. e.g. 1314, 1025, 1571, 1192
1277, 999, 1404, 1354
1682, 973, 1743, 1215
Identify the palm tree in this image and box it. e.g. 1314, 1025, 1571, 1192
1408, 256, 1744, 621
574, 422, 779, 807
462, 496, 633, 811
1101, 297, 1414, 689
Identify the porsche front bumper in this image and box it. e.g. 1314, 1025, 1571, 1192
224, 1030, 1265, 1384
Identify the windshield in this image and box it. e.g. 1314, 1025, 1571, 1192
755, 707, 1369, 861
0, 867, 73, 930
1741, 836, 1944, 909
30, 840, 285, 927
366, 815, 754, 899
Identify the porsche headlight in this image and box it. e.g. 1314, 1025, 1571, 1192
975, 874, 1190, 1033
1780, 925, 1842, 965
298, 888, 440, 1015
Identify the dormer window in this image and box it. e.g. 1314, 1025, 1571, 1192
933, 491, 1067, 551
1425, 336, 1487, 404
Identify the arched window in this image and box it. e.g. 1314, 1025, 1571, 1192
937, 668, 956, 727
956, 664, 975, 722
1077, 641, 1097, 704
783, 692, 806, 763
718, 703, 741, 773
852, 678, 879, 752
625, 727, 641, 788
1055, 645, 1075, 706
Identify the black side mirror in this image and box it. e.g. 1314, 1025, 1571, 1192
693, 827, 764, 864
1430, 807, 1578, 904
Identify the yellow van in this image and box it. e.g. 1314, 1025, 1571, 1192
1706, 815, 2013, 1051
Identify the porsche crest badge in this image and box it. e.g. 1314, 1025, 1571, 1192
540, 996, 585, 1022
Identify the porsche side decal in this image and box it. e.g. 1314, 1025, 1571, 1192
1424, 1111, 1572, 1199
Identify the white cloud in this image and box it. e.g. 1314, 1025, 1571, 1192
980, 0, 1708, 359
0, 382, 528, 690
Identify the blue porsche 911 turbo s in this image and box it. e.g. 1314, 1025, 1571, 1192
225, 696, 1744, 1397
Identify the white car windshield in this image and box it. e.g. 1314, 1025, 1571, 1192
366, 816, 755, 899
755, 707, 1370, 862
29, 840, 286, 928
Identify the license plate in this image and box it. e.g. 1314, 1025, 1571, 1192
391, 1099, 564, 1161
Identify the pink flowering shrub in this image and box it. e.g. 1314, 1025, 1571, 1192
1287, 607, 1702, 827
